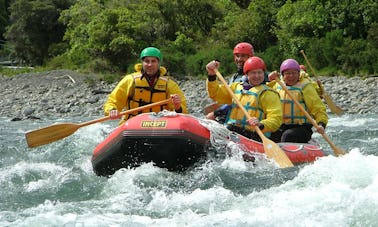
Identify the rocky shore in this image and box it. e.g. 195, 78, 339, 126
0, 70, 377, 121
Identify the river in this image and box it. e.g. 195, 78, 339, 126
0, 113, 377, 226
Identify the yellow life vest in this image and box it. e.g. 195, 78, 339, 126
227, 84, 270, 131
277, 81, 310, 124
126, 74, 169, 119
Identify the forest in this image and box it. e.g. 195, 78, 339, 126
1, 0, 377, 79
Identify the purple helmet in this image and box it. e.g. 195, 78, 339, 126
280, 59, 300, 74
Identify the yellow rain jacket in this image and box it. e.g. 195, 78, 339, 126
300, 70, 322, 96
268, 79, 328, 126
207, 80, 282, 134
104, 64, 188, 124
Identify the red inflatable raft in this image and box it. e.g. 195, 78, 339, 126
92, 112, 326, 176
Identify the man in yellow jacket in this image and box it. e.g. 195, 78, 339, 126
205, 42, 254, 120
104, 47, 188, 124
268, 59, 328, 143
206, 57, 282, 142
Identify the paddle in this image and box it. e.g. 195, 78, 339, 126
275, 79, 346, 156
25, 98, 172, 148
213, 69, 294, 168
300, 50, 344, 116
204, 102, 220, 115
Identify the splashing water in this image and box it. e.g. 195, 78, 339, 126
0, 113, 377, 226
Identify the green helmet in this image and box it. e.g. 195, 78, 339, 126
140, 47, 162, 62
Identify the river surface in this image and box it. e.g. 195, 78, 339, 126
0, 113, 377, 226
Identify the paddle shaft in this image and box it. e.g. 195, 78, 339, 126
300, 50, 321, 81
26, 98, 172, 148
300, 50, 327, 97
275, 79, 346, 156
213, 69, 294, 167
78, 98, 172, 127
300, 50, 344, 116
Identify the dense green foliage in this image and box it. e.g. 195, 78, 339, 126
4, 0, 74, 65
1, 0, 377, 78
0, 0, 10, 58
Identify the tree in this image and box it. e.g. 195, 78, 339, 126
213, 0, 285, 51
323, 0, 378, 39
275, 0, 328, 56
3, 0, 376, 76
231, 0, 251, 9
275, 0, 378, 74
5, 0, 74, 65
0, 0, 10, 48
59, 0, 225, 72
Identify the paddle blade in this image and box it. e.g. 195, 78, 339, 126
323, 92, 344, 116
321, 133, 346, 157
332, 146, 346, 157
25, 123, 80, 148
261, 136, 294, 168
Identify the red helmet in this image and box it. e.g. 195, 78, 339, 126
299, 64, 306, 72
233, 42, 254, 56
243, 57, 266, 74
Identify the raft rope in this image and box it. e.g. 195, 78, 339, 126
155, 109, 179, 118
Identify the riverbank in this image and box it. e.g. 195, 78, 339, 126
0, 70, 377, 120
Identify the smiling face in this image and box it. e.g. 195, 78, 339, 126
246, 69, 265, 86
142, 57, 160, 76
282, 69, 300, 86
234, 53, 250, 70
